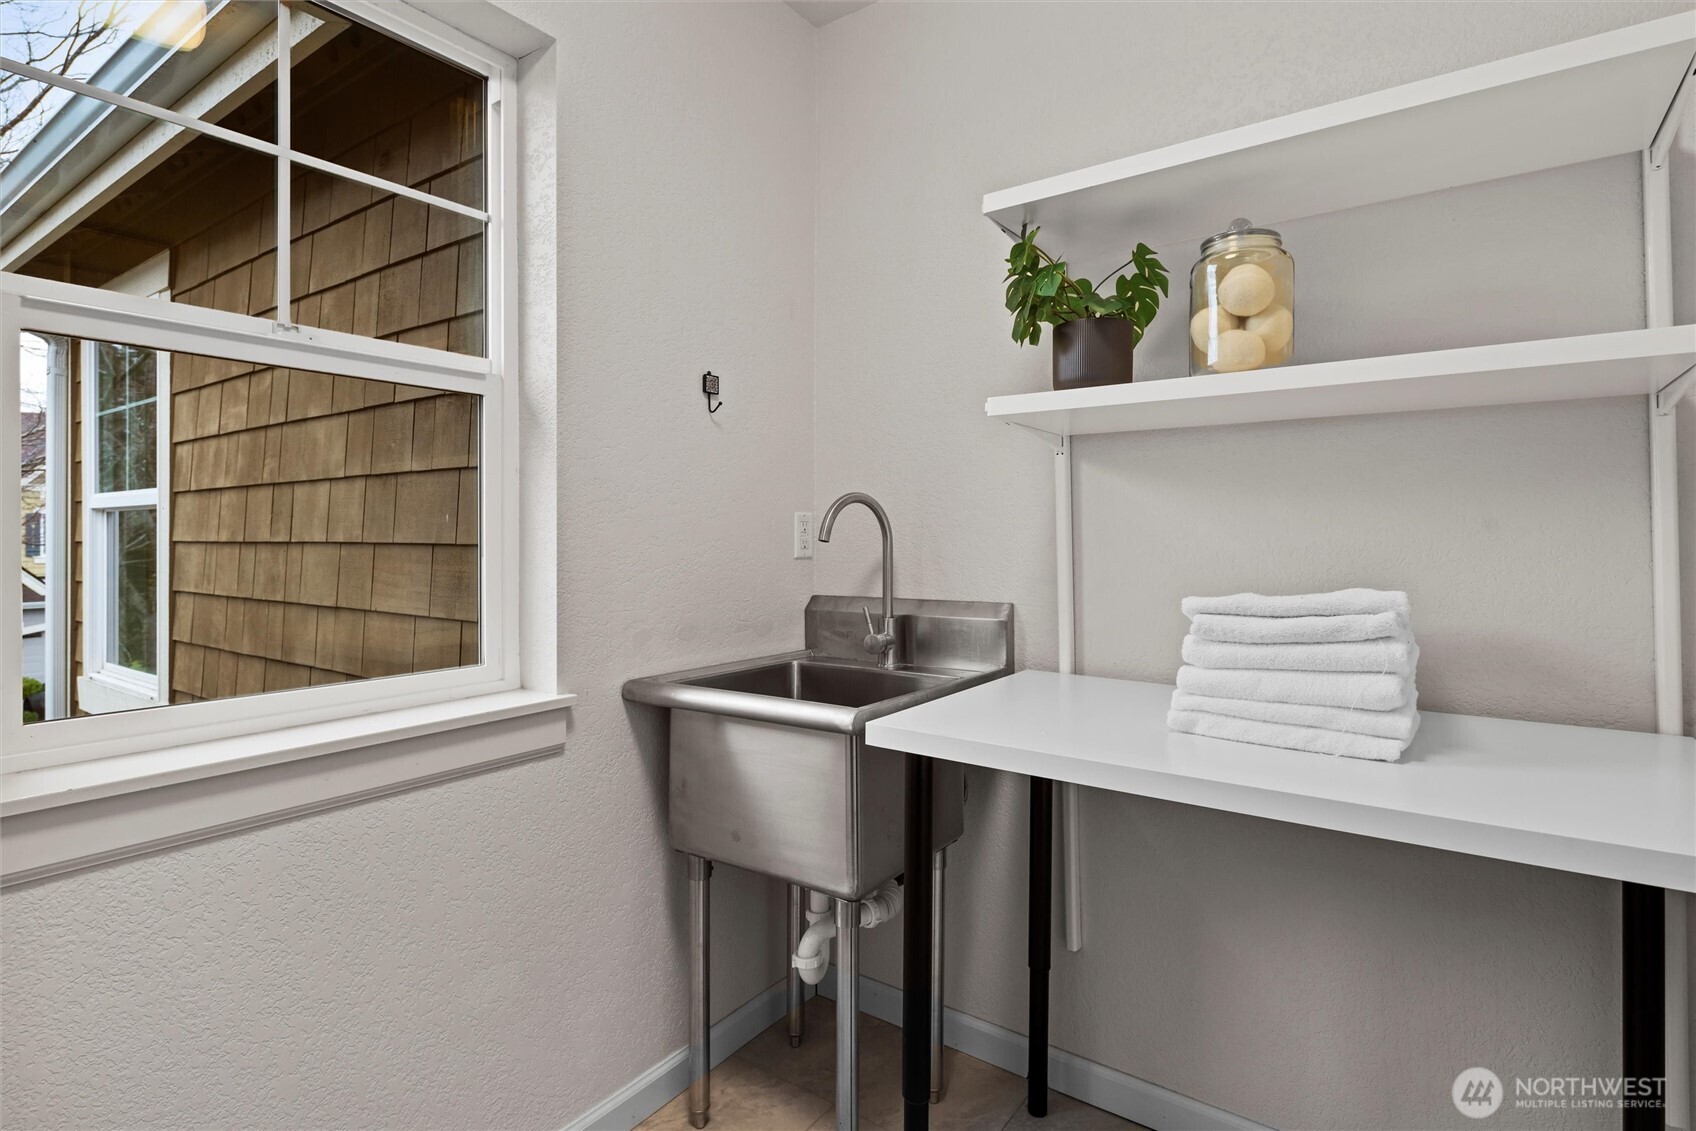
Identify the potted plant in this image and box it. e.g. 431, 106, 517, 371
1004, 227, 1168, 390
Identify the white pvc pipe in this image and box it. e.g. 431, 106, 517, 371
793, 917, 836, 985
1055, 436, 1084, 953
791, 880, 901, 985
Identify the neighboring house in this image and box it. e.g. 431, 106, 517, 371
5, 6, 483, 719
19, 411, 47, 691
21, 569, 46, 685
18, 409, 45, 574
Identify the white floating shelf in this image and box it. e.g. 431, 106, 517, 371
985, 327, 1696, 436
983, 14, 1695, 256
866, 672, 1696, 892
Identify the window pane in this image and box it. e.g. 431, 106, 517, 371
113, 508, 157, 673
0, 1, 277, 149
24, 327, 483, 723
94, 342, 158, 492
2, 80, 278, 315
289, 167, 486, 357
290, 1, 485, 211
18, 331, 62, 724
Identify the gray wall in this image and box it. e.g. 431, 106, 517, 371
0, 3, 814, 1127
809, 3, 1696, 1129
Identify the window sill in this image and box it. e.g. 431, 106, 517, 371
76, 671, 163, 715
1, 689, 575, 886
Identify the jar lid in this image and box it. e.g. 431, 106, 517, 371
1200, 217, 1282, 255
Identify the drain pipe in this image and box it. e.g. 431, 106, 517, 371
791, 879, 902, 984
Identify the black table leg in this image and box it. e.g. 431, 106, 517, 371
1028, 775, 1053, 1118
1622, 882, 1665, 1131
904, 753, 934, 1131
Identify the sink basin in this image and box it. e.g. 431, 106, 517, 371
623, 596, 1013, 898
682, 658, 953, 708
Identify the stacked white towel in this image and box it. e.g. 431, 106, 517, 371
1168, 589, 1419, 762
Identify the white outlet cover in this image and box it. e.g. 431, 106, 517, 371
793, 511, 814, 559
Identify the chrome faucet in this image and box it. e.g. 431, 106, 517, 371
817, 492, 897, 668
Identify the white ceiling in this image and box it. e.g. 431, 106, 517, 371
783, 1, 875, 28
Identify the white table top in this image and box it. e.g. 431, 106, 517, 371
865, 671, 1696, 892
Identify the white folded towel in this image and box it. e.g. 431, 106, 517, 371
1188, 610, 1407, 644
1181, 588, 1410, 620
1170, 690, 1420, 741
1168, 708, 1414, 762
1182, 635, 1416, 675
1175, 664, 1412, 712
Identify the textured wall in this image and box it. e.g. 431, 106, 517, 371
0, 3, 816, 1127
811, 3, 1696, 1129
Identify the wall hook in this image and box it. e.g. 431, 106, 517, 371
702, 371, 724, 414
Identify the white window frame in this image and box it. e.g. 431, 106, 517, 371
1, 0, 526, 773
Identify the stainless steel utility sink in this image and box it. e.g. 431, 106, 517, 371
622, 596, 1013, 899
683, 658, 952, 709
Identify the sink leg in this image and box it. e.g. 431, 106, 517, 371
930, 848, 946, 1103
788, 885, 806, 1048
836, 898, 860, 1131
688, 855, 712, 1129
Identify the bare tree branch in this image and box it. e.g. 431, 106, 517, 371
1, 0, 133, 164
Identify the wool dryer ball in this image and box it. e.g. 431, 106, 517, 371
1190, 307, 1240, 351
1211, 329, 1266, 372
1218, 262, 1275, 316
1245, 304, 1292, 351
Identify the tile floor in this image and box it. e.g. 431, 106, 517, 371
638, 997, 1146, 1131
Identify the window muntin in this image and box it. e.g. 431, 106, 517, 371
3, 1, 513, 769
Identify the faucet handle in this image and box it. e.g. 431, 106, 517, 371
861, 606, 892, 656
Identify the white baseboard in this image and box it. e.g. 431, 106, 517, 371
563, 979, 794, 1131
818, 969, 1267, 1131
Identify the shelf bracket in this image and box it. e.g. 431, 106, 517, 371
1656, 364, 1696, 416
1006, 420, 1066, 455
1649, 54, 1696, 169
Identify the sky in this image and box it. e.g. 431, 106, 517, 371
20, 333, 48, 414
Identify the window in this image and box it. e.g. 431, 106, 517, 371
80, 338, 169, 711
3, 0, 519, 771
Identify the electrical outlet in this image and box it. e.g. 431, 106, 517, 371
793, 511, 814, 559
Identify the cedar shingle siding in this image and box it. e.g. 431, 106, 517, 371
165, 93, 484, 704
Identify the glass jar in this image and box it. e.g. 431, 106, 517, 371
1189, 218, 1294, 376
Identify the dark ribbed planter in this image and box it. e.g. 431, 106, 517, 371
1052, 318, 1136, 390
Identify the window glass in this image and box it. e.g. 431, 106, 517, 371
289, 1, 484, 211
288, 166, 486, 357
94, 343, 158, 492
0, 1, 277, 146
2, 83, 278, 313
17, 331, 59, 725
113, 508, 157, 673
20, 331, 482, 724
4, 1, 489, 354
